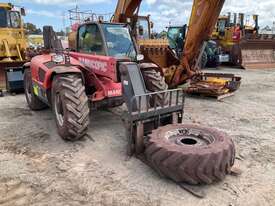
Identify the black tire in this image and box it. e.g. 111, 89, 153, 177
141, 69, 169, 106
206, 55, 220, 68
200, 51, 208, 69
24, 69, 47, 110
230, 44, 242, 66
52, 74, 90, 141
145, 124, 235, 185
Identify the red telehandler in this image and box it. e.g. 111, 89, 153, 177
23, 0, 236, 186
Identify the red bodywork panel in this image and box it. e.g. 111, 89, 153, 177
30, 54, 81, 89
30, 52, 122, 103
70, 52, 117, 82
70, 52, 122, 101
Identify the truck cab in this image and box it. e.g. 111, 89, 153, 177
0, 3, 27, 92
0, 3, 26, 62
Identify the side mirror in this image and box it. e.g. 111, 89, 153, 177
98, 16, 104, 22
21, 8, 26, 16
138, 25, 144, 36
150, 21, 154, 29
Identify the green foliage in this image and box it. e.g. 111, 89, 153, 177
24, 22, 41, 35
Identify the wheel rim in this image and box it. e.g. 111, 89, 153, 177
54, 92, 64, 126
166, 128, 215, 147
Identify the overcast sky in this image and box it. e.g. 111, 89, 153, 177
6, 0, 275, 31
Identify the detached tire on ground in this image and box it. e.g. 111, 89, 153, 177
145, 124, 235, 185
141, 69, 169, 106
52, 74, 90, 141
24, 69, 47, 110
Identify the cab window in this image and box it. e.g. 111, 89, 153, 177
218, 20, 226, 32
9, 11, 21, 28
77, 24, 105, 55
0, 8, 7, 27
136, 18, 149, 39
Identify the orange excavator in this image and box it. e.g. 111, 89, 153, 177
112, 0, 241, 98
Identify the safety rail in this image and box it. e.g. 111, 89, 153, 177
128, 89, 185, 122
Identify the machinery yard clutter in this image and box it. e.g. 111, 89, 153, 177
166, 25, 220, 68
112, 0, 241, 99
212, 13, 275, 69
23, 2, 238, 186
0, 3, 27, 93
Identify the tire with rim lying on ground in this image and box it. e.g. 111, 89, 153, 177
52, 74, 90, 141
141, 69, 169, 106
145, 124, 235, 185
24, 69, 47, 110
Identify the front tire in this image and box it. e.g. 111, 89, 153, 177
24, 69, 47, 110
230, 44, 242, 66
141, 69, 169, 106
52, 74, 90, 141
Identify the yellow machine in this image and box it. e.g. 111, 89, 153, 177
0, 3, 27, 92
28, 35, 44, 47
212, 13, 275, 69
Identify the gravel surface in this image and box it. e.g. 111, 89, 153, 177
0, 67, 274, 206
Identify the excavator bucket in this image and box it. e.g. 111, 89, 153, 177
138, 39, 179, 67
240, 35, 275, 69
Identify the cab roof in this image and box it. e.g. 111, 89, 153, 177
0, 3, 12, 10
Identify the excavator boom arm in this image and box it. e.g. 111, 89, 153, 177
183, 0, 225, 71
113, 0, 142, 23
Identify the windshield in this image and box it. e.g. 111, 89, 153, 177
218, 20, 226, 32
9, 11, 21, 28
0, 9, 21, 28
167, 27, 184, 50
101, 24, 137, 60
0, 8, 7, 27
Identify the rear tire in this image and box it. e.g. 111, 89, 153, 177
145, 124, 235, 185
52, 74, 90, 141
24, 69, 47, 110
141, 69, 169, 106
231, 44, 242, 66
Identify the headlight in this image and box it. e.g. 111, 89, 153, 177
52, 54, 64, 63
136, 54, 144, 61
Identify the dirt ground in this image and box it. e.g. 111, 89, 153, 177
0, 67, 274, 206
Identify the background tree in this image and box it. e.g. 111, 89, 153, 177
24, 23, 42, 35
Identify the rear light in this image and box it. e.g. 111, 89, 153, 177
232, 31, 240, 41
232, 35, 238, 40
